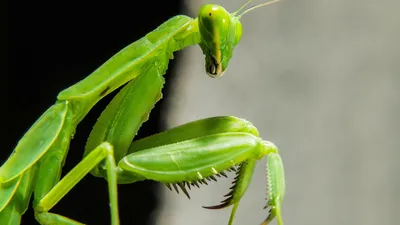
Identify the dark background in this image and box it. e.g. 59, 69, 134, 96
1, 0, 184, 224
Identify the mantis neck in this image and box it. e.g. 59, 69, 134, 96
171, 18, 201, 52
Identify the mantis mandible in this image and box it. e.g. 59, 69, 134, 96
0, 0, 285, 224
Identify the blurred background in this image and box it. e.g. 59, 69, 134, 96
159, 0, 400, 225
2, 0, 400, 225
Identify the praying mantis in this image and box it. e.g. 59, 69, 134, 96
0, 0, 285, 224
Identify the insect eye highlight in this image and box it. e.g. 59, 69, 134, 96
198, 4, 230, 25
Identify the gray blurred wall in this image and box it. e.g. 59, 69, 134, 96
156, 0, 400, 224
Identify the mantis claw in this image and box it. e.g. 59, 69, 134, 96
202, 162, 244, 210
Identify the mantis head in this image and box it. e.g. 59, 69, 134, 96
198, 4, 242, 78
197, 0, 281, 78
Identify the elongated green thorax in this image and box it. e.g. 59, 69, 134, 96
198, 4, 243, 77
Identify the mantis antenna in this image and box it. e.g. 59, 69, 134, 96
233, 0, 282, 18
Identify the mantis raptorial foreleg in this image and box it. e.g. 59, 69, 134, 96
84, 65, 166, 169
115, 116, 283, 225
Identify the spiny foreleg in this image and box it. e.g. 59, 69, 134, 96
115, 116, 285, 225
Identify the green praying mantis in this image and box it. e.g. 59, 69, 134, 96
0, 0, 285, 224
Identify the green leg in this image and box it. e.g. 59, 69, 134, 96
115, 116, 284, 225
33, 142, 119, 225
